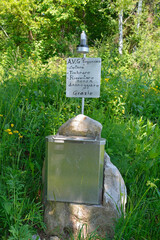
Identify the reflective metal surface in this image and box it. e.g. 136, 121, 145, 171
77, 31, 89, 53
45, 135, 106, 204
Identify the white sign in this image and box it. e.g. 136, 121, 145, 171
66, 58, 101, 98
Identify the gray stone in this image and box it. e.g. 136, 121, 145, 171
32, 235, 41, 240
57, 114, 102, 139
50, 237, 60, 240
44, 201, 117, 239
103, 152, 127, 214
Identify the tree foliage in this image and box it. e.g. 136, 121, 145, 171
0, 0, 159, 58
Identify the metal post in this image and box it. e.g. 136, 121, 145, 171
81, 53, 86, 114
82, 97, 84, 114
77, 32, 89, 115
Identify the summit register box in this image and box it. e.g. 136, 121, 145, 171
45, 135, 106, 205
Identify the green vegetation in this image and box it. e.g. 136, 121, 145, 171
0, 0, 160, 239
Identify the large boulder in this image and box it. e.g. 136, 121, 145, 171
103, 152, 127, 214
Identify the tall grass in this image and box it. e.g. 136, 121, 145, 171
0, 48, 159, 239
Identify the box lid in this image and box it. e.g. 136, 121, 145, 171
46, 135, 106, 145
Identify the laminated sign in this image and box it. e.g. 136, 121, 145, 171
66, 58, 101, 98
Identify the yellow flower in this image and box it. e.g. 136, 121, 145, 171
26, 98, 28, 101
77, 106, 80, 108
19, 135, 23, 139
8, 132, 13, 135
11, 124, 14, 127
13, 130, 19, 134
120, 95, 123, 98
105, 78, 109, 82
122, 109, 125, 114
0, 114, 3, 117
5, 129, 11, 132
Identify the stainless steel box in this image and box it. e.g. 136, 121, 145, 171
45, 135, 106, 205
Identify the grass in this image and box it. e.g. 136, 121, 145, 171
0, 49, 160, 239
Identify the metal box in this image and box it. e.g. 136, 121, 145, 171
45, 135, 106, 205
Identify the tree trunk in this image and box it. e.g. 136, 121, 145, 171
119, 9, 123, 55
137, 0, 143, 30
28, 30, 33, 41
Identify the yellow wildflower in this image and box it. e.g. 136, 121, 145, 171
26, 98, 28, 101
0, 114, 3, 117
77, 106, 80, 108
105, 78, 109, 82
5, 129, 11, 132
122, 109, 125, 114
11, 124, 14, 127
120, 95, 123, 98
13, 130, 19, 134
8, 132, 13, 135
19, 135, 23, 139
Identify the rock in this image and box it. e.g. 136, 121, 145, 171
32, 235, 41, 240
57, 114, 102, 139
50, 237, 60, 240
103, 152, 127, 214
44, 201, 117, 239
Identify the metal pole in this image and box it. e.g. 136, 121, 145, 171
77, 31, 89, 115
81, 53, 86, 115
82, 97, 84, 114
